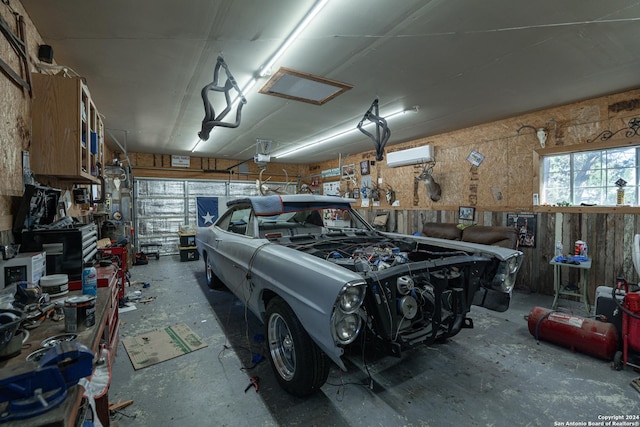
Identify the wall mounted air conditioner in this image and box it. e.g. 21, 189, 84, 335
386, 145, 434, 168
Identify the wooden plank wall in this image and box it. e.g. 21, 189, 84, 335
355, 206, 639, 301
126, 152, 309, 184
533, 211, 640, 301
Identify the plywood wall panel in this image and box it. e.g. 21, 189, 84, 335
0, 2, 47, 234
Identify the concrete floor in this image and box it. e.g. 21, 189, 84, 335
110, 255, 640, 427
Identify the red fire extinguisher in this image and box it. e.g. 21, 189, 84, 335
527, 306, 618, 360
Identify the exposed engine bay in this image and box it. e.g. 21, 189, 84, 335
283, 231, 495, 356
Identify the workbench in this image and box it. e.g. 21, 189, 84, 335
550, 257, 592, 313
0, 266, 119, 426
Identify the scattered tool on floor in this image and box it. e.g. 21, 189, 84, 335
109, 399, 134, 414
244, 376, 259, 393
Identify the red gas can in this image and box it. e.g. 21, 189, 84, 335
527, 306, 619, 360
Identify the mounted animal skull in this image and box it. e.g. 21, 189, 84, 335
416, 162, 441, 202
517, 120, 557, 148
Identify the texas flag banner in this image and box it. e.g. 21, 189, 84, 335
196, 197, 219, 227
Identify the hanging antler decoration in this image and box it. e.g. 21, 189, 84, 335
257, 169, 292, 195
198, 56, 247, 141
357, 98, 391, 161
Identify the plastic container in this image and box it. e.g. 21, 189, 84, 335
81, 262, 97, 296
40, 274, 69, 297
555, 241, 563, 257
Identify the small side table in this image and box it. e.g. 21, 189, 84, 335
141, 242, 162, 260
550, 258, 591, 313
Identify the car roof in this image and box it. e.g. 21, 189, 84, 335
228, 195, 356, 216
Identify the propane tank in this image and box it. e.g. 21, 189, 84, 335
527, 306, 618, 360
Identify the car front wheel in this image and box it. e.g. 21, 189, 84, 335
265, 297, 330, 397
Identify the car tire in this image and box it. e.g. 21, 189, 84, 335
204, 252, 223, 289
265, 297, 330, 397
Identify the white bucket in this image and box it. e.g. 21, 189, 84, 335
40, 274, 69, 297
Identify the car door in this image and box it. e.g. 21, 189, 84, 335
214, 206, 263, 299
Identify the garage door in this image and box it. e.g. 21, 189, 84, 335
133, 178, 265, 256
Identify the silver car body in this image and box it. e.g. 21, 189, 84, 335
196, 194, 523, 378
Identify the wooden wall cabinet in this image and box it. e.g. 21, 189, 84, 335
30, 73, 104, 183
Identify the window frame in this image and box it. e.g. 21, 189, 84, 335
534, 138, 640, 212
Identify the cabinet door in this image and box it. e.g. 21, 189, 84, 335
83, 95, 102, 177
31, 73, 103, 183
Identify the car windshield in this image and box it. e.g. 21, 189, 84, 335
257, 207, 370, 231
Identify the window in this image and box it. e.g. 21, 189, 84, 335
541, 146, 639, 205
217, 206, 252, 235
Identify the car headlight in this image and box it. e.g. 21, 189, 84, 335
331, 310, 362, 345
331, 281, 366, 345
507, 256, 520, 274
492, 253, 523, 292
336, 281, 366, 314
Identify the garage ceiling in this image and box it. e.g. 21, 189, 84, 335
20, 0, 640, 164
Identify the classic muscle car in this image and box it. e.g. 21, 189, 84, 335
196, 194, 523, 397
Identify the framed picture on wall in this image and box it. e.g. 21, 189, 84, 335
458, 206, 475, 221
341, 164, 356, 180
507, 213, 537, 248
360, 160, 370, 175
466, 150, 485, 167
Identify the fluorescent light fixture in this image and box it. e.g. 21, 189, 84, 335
191, 138, 204, 153
258, 0, 329, 77
274, 107, 418, 158
229, 77, 257, 110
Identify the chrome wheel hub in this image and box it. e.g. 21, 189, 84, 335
268, 313, 295, 381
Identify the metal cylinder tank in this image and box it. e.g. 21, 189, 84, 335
527, 306, 618, 361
